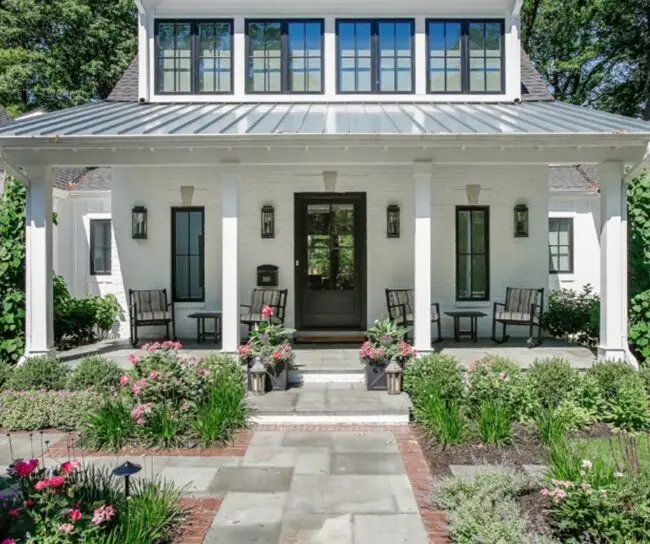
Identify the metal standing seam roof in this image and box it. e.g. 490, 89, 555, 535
0, 101, 649, 138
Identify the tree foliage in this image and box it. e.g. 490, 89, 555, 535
0, 0, 137, 115
522, 0, 650, 120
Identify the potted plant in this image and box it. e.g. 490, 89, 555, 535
359, 318, 416, 391
239, 305, 295, 392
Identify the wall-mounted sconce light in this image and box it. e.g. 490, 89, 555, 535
514, 203, 529, 238
387, 204, 400, 238
132, 206, 147, 239
261, 205, 275, 239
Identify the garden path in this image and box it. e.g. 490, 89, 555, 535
0, 428, 442, 544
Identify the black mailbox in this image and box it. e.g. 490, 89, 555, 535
257, 264, 278, 287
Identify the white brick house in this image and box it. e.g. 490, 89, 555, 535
0, 0, 648, 365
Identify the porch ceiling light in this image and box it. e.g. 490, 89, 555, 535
387, 204, 400, 238
261, 204, 275, 239
132, 206, 147, 240
514, 203, 529, 238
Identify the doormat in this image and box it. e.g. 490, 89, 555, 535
294, 335, 366, 344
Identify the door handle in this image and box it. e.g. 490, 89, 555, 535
295, 260, 300, 267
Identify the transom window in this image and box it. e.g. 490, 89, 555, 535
427, 20, 504, 94
456, 207, 490, 301
246, 20, 323, 94
89, 219, 111, 276
156, 20, 233, 94
549, 218, 574, 274
172, 208, 205, 302
337, 19, 414, 94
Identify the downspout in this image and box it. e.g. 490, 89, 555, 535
134, 0, 150, 103
621, 141, 650, 368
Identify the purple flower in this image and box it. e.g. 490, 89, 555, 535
259, 334, 268, 342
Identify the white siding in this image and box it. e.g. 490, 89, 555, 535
549, 195, 601, 294
106, 164, 549, 340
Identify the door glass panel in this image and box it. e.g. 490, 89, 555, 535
306, 202, 355, 291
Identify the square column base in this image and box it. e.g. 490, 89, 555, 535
597, 345, 637, 368
20, 348, 56, 364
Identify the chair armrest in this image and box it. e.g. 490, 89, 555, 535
493, 302, 505, 310
431, 302, 440, 313
240, 304, 252, 309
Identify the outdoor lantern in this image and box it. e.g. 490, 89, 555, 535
249, 357, 267, 395
261, 205, 275, 239
514, 204, 529, 238
112, 461, 142, 498
385, 357, 403, 395
387, 205, 400, 238
132, 206, 147, 239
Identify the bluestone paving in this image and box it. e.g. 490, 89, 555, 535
158, 466, 221, 497
204, 522, 283, 544
280, 513, 354, 543
294, 448, 331, 474
331, 453, 405, 475
213, 491, 287, 525
330, 432, 400, 453
242, 446, 297, 467
283, 431, 332, 448
208, 466, 294, 493
353, 514, 429, 544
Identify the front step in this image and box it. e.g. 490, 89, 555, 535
291, 347, 363, 384
248, 383, 411, 425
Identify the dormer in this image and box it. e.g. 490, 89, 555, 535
134, 0, 524, 103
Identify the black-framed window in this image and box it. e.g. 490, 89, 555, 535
246, 20, 324, 94
549, 218, 574, 274
456, 207, 489, 301
337, 19, 414, 94
90, 219, 111, 276
172, 208, 205, 302
156, 19, 233, 94
427, 20, 504, 94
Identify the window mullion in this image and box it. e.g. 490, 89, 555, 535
282, 22, 288, 93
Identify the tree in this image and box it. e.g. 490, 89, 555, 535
522, 0, 650, 120
0, 0, 137, 115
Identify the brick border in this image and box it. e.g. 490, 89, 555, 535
175, 498, 222, 544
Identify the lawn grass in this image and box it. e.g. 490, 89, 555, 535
573, 434, 650, 471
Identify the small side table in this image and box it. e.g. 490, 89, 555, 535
444, 311, 487, 343
188, 311, 222, 344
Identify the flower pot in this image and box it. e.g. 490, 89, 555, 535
365, 359, 406, 391
267, 362, 289, 391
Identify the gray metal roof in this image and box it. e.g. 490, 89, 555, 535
107, 52, 555, 103
1, 100, 649, 138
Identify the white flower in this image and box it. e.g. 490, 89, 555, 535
614, 471, 624, 478
581, 460, 593, 470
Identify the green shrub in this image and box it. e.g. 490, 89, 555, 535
587, 360, 635, 402
639, 365, 650, 396
629, 290, 650, 362
527, 357, 580, 409
403, 353, 465, 403
543, 285, 599, 346
535, 407, 572, 446
0, 390, 95, 431
467, 355, 530, 420
81, 397, 135, 452
0, 363, 13, 390
5, 357, 69, 391
477, 401, 513, 445
432, 470, 550, 544
414, 392, 467, 448
67, 356, 122, 391
607, 374, 650, 431
146, 405, 183, 449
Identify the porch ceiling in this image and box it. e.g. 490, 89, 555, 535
1, 101, 649, 139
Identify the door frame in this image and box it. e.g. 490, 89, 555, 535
294, 192, 367, 331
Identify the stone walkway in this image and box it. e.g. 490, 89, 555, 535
0, 429, 435, 544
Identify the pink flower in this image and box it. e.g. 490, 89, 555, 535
92, 504, 116, 526
2, 539, 17, 544
540, 488, 549, 497
59, 523, 75, 534
132, 379, 148, 396
238, 344, 251, 358
24, 499, 35, 508
131, 403, 152, 425
69, 508, 82, 522
149, 371, 159, 381
127, 354, 142, 366
161, 340, 183, 351
198, 368, 210, 377
34, 479, 48, 491
10, 458, 39, 478
119, 375, 130, 386
48, 476, 66, 489
60, 460, 81, 475
261, 305, 274, 320
7, 508, 21, 518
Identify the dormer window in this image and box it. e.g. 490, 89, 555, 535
155, 19, 233, 94
337, 19, 414, 94
246, 20, 324, 94
427, 20, 504, 94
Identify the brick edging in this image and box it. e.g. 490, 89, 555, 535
175, 498, 222, 544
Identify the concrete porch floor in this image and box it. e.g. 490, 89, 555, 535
59, 337, 596, 371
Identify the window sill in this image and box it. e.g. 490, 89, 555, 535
454, 301, 492, 309
173, 302, 206, 309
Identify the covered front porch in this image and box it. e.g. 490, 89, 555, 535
0, 101, 648, 365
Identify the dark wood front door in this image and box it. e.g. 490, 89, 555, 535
295, 193, 366, 330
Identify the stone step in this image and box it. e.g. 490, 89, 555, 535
291, 347, 363, 383
248, 383, 411, 425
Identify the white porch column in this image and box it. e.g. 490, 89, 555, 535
598, 161, 633, 365
221, 167, 240, 353
24, 167, 55, 359
413, 161, 433, 352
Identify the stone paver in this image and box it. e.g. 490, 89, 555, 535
354, 514, 430, 544
208, 466, 294, 494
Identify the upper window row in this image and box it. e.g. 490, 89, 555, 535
155, 18, 504, 95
